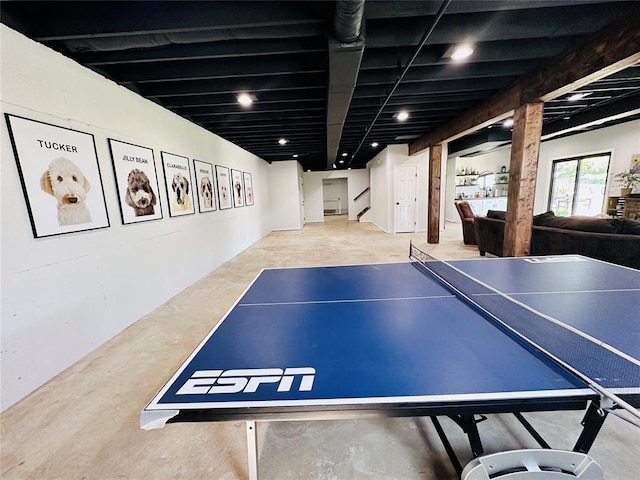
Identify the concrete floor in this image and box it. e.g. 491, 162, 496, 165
1, 216, 638, 479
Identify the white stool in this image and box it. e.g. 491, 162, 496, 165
461, 449, 604, 479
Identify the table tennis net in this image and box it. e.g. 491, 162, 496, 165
409, 243, 640, 419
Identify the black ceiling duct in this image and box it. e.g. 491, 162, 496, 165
326, 0, 366, 169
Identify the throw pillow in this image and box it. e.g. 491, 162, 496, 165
532, 210, 556, 225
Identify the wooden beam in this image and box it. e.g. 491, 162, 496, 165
409, 8, 640, 156
427, 144, 442, 244
503, 103, 544, 257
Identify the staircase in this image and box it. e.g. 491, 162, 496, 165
354, 187, 371, 222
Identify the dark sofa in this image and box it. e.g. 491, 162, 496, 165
475, 210, 640, 269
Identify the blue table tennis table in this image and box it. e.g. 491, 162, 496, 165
141, 247, 640, 479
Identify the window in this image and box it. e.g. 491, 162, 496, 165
548, 152, 611, 216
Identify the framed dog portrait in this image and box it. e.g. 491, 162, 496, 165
215, 165, 233, 210
161, 152, 195, 217
5, 114, 110, 238
243, 172, 254, 206
108, 139, 163, 224
193, 159, 216, 213
231, 169, 245, 208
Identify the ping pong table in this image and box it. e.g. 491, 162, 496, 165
141, 246, 640, 478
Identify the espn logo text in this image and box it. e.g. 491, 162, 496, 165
176, 367, 316, 395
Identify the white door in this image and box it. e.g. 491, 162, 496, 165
394, 164, 417, 233
298, 174, 305, 226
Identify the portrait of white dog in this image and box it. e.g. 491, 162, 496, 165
125, 169, 156, 216
200, 176, 214, 208
171, 173, 192, 211
40, 156, 92, 226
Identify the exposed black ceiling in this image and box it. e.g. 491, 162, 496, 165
2, 1, 640, 171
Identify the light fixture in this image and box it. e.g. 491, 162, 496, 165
341, 152, 348, 157
395, 111, 409, 122
339, 159, 345, 164
371, 142, 379, 148
293, 154, 298, 158
568, 92, 591, 102
278, 138, 288, 145
503, 118, 514, 128
451, 44, 474, 61
236, 92, 255, 107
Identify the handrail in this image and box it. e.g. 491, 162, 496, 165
353, 186, 370, 202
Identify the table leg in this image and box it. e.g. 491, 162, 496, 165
246, 421, 259, 480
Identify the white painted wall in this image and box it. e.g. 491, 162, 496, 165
0, 26, 271, 410
267, 160, 303, 230
446, 120, 640, 217
302, 169, 369, 222
367, 144, 430, 233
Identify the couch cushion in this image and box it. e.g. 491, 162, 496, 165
620, 219, 640, 234
487, 210, 506, 220
534, 215, 623, 233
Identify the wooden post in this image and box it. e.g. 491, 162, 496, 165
503, 102, 544, 257
428, 144, 442, 244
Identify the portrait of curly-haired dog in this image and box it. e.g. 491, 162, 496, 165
171, 173, 192, 211
125, 169, 156, 216
40, 156, 92, 226
234, 180, 243, 205
200, 176, 214, 209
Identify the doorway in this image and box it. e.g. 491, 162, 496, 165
322, 178, 348, 217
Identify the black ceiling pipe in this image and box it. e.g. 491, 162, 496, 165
334, 0, 365, 44
326, 0, 366, 169
347, 0, 451, 167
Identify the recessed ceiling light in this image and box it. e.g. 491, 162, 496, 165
395, 111, 409, 122
341, 152, 348, 157
568, 92, 591, 102
503, 118, 514, 128
339, 159, 345, 164
451, 44, 474, 61
236, 93, 255, 106
371, 142, 379, 147
293, 154, 298, 158
278, 138, 288, 145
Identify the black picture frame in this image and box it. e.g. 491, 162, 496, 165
193, 159, 217, 213
231, 168, 245, 208
5, 114, 110, 238
215, 165, 233, 210
108, 139, 163, 224
161, 152, 195, 217
243, 172, 254, 206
